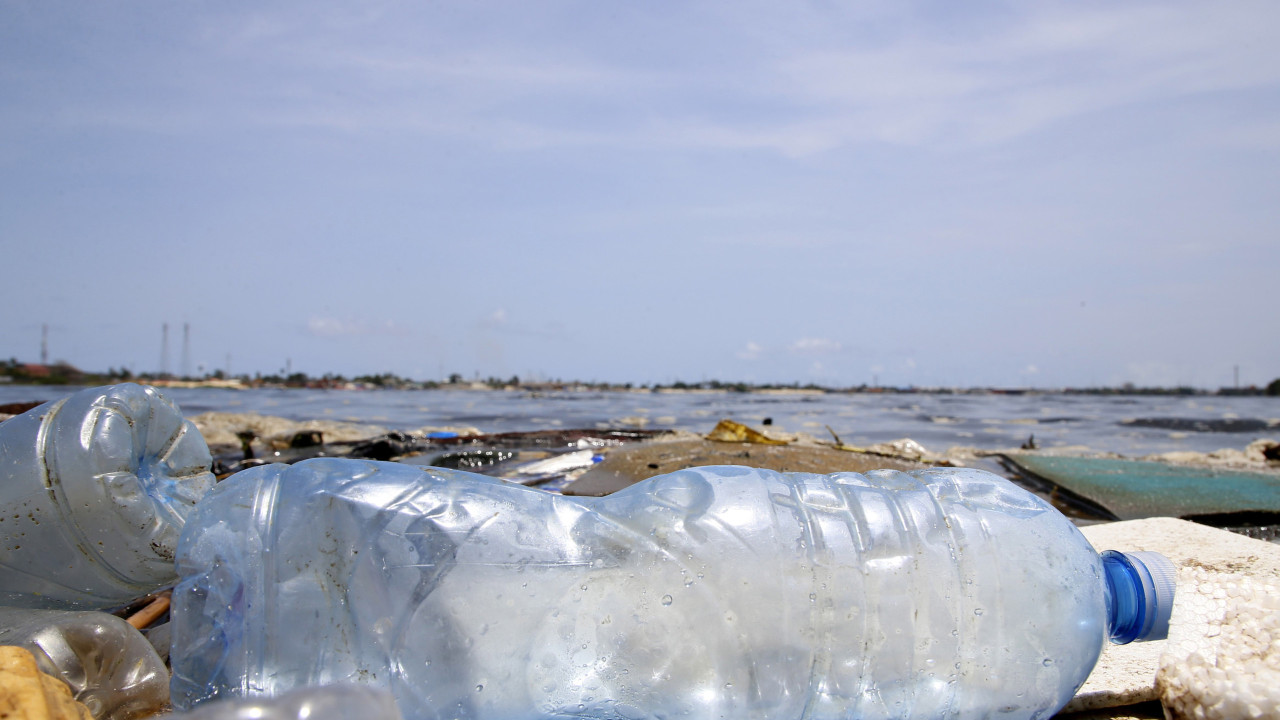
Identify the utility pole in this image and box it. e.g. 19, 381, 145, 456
181, 323, 191, 379
160, 323, 170, 377
40, 324, 48, 365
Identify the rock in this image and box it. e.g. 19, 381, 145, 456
1247, 438, 1280, 464
864, 437, 932, 462
268, 430, 325, 450
347, 431, 421, 461
190, 412, 391, 449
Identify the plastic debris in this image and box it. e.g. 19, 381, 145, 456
0, 609, 169, 720
0, 383, 215, 609
0, 645, 93, 720
509, 448, 601, 477
169, 459, 1171, 719
704, 418, 788, 445
156, 684, 402, 720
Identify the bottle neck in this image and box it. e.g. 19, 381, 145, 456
1101, 550, 1175, 644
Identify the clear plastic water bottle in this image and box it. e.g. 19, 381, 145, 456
157, 685, 402, 720
0, 607, 170, 720
0, 383, 216, 609
169, 459, 1174, 720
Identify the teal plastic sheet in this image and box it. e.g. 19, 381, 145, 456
1000, 453, 1280, 520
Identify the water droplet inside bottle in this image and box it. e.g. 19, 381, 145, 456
973, 608, 984, 616
661, 594, 673, 606
809, 592, 817, 602
1043, 658, 1054, 667
475, 684, 484, 693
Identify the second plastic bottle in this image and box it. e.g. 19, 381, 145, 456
0, 383, 215, 609
169, 458, 1172, 720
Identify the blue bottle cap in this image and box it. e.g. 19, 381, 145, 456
1101, 550, 1177, 644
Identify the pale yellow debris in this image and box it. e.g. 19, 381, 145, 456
704, 419, 789, 445
0, 646, 92, 720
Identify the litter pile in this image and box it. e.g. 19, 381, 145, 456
1, 384, 1276, 720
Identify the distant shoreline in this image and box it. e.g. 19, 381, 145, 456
1, 374, 1276, 398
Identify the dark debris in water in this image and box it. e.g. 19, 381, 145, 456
1121, 417, 1275, 433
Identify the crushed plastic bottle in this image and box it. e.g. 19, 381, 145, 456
169, 459, 1175, 720
0, 607, 170, 720
0, 383, 216, 609
157, 684, 402, 720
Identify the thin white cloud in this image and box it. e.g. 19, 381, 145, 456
482, 308, 508, 328
12, 3, 1278, 158
1121, 361, 1193, 388
305, 316, 405, 337
472, 309, 569, 341
703, 232, 833, 249
767, 3, 1280, 150
736, 341, 764, 360
1218, 120, 1280, 151
790, 338, 843, 355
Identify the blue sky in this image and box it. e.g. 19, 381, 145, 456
2, 1, 1278, 388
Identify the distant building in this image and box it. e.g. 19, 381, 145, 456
8, 362, 85, 384
19, 363, 51, 378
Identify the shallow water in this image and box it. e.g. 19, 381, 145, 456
2, 385, 1277, 457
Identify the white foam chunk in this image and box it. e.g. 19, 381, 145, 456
1157, 567, 1280, 720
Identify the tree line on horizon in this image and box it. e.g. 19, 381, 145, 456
3, 357, 1279, 396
